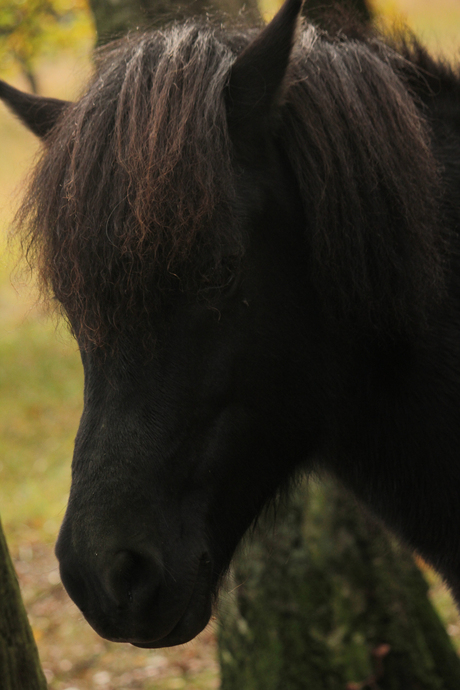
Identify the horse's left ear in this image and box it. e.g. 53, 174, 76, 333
0, 80, 70, 140
226, 0, 303, 148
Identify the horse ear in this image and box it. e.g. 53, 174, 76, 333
226, 0, 303, 148
0, 80, 70, 140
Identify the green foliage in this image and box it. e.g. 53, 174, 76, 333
0, 0, 94, 88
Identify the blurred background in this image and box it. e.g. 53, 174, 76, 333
1, 1, 460, 688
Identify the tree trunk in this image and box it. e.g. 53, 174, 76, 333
88, 0, 260, 45
219, 478, 460, 689
304, 0, 372, 24
0, 517, 47, 690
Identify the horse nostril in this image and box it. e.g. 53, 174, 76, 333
104, 549, 162, 608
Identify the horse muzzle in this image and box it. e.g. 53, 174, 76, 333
55, 522, 214, 647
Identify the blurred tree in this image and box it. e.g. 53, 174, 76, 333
219, 478, 460, 689
88, 0, 260, 45
0, 517, 47, 689
0, 0, 93, 92
304, 0, 371, 24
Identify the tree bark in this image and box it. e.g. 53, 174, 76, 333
219, 478, 460, 690
304, 0, 372, 24
0, 517, 47, 690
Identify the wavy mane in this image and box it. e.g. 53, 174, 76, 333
16, 18, 447, 346
17, 25, 244, 346
282, 28, 445, 332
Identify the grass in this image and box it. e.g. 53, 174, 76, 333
0, 63, 83, 546
1, 2, 460, 687
0, 309, 81, 537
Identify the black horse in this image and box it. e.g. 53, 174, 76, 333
2, 0, 460, 649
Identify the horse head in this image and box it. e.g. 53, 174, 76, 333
4, 0, 460, 649
2, 0, 318, 646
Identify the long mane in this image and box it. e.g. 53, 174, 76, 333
16, 17, 448, 346
282, 27, 446, 333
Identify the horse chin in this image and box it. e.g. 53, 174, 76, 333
131, 562, 214, 648
131, 598, 213, 648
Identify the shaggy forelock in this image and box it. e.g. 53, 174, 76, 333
17, 23, 246, 347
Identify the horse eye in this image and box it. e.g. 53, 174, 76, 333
197, 256, 241, 301
221, 269, 237, 292
221, 255, 242, 289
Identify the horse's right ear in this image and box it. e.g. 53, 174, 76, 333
0, 80, 70, 140
226, 0, 303, 150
